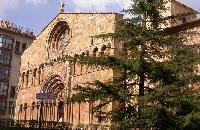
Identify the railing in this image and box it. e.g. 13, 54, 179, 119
0, 119, 71, 129
0, 20, 35, 37
0, 119, 15, 127
0, 119, 111, 130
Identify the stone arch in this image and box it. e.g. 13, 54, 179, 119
42, 74, 65, 98
85, 50, 89, 56
74, 53, 79, 57
107, 43, 111, 48
24, 103, 27, 109
18, 104, 23, 120
30, 102, 35, 120
21, 72, 25, 84
25, 70, 29, 86
81, 52, 85, 57
19, 72, 25, 89
106, 43, 111, 55
33, 68, 37, 76
101, 45, 107, 52
41, 74, 66, 121
48, 21, 70, 54
32, 68, 37, 86
93, 47, 98, 56
100, 45, 107, 55
31, 102, 35, 110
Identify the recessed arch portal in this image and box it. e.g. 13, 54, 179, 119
42, 74, 65, 98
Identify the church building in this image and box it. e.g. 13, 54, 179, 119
15, 0, 200, 129
15, 2, 122, 128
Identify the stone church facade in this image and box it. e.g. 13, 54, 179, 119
15, 0, 200, 129
15, 12, 122, 127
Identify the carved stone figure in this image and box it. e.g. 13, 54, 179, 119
60, 2, 65, 13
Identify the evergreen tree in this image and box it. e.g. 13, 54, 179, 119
67, 0, 200, 129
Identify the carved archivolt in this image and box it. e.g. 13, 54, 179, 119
42, 74, 65, 97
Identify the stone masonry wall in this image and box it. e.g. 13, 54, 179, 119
15, 12, 122, 127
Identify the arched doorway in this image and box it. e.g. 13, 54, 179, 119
41, 74, 65, 121
42, 74, 65, 95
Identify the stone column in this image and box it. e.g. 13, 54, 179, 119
43, 103, 46, 121
47, 102, 50, 122
53, 102, 56, 122
71, 103, 73, 124
29, 106, 32, 120
65, 60, 72, 124
46, 102, 49, 122
38, 69, 41, 85
64, 103, 67, 123
49, 102, 53, 121
36, 103, 39, 122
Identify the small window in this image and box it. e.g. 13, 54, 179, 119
7, 39, 13, 44
93, 47, 98, 56
15, 41, 20, 53
26, 70, 29, 85
21, 72, 25, 85
0, 82, 8, 96
33, 69, 37, 86
22, 43, 26, 52
0, 51, 11, 65
10, 86, 16, 98
0, 101, 7, 111
0, 37, 3, 43
0, 67, 9, 80
0, 36, 13, 49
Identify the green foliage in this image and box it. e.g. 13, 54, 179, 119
67, 0, 200, 129
140, 85, 200, 129
183, 111, 200, 129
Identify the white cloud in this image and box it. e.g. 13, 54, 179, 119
70, 0, 131, 11
0, 0, 51, 18
25, 0, 50, 5
0, 0, 20, 18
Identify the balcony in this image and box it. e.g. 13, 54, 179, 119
14, 49, 22, 55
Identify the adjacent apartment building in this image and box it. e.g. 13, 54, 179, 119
0, 20, 35, 119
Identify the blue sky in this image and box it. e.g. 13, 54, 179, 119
0, 0, 199, 34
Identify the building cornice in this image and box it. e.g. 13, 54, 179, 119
164, 19, 200, 34
172, 0, 199, 14
38, 12, 122, 37
0, 27, 36, 39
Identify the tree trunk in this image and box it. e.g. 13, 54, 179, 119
139, 72, 145, 96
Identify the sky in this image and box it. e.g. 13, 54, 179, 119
0, 0, 199, 34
